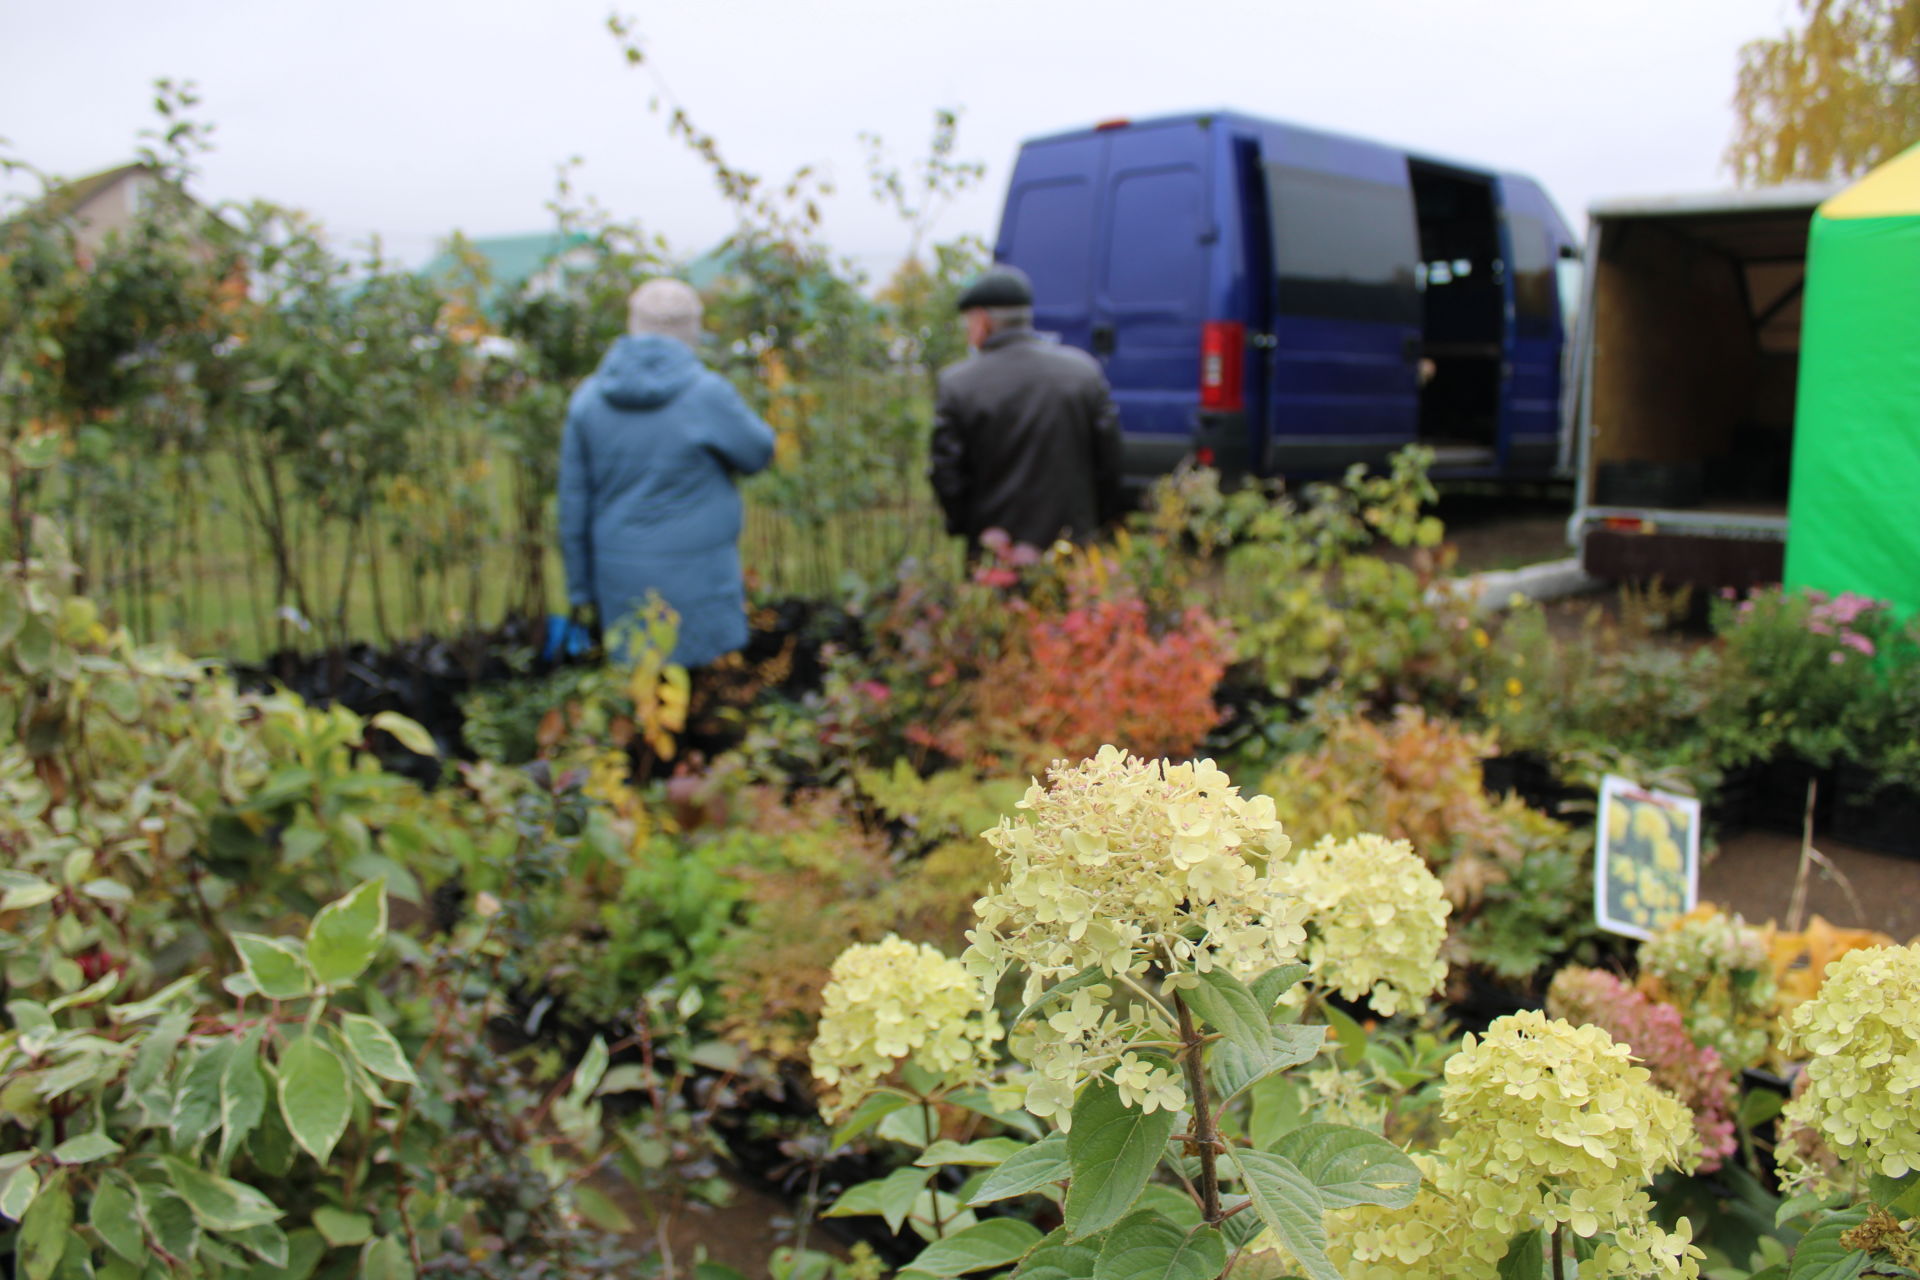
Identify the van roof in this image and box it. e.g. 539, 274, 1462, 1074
1019, 109, 1541, 186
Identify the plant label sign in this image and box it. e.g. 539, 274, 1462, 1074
1594, 775, 1700, 940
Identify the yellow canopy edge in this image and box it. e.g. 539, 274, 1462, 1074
1820, 141, 1920, 219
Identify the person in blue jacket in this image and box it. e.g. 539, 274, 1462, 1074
559, 278, 776, 667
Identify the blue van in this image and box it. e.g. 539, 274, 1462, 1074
992, 111, 1579, 488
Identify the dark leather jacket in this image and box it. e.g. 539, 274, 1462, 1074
929, 326, 1122, 549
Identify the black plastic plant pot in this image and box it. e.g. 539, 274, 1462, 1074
1718, 756, 1836, 838
1479, 752, 1590, 818
1831, 764, 1920, 860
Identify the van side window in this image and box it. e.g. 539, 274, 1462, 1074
1104, 167, 1204, 310
1006, 178, 1096, 307
1508, 212, 1557, 338
1266, 164, 1421, 324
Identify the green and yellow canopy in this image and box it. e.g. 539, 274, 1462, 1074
1785, 143, 1920, 616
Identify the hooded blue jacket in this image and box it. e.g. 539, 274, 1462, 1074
559, 334, 776, 667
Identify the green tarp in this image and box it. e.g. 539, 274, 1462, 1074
1785, 143, 1920, 617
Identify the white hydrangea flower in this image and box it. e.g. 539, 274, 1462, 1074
1780, 942, 1920, 1179
964, 745, 1303, 1002
1281, 833, 1450, 1017
1433, 1011, 1702, 1278
962, 747, 1307, 1124
808, 935, 1002, 1118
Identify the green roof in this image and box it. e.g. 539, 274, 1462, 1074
418, 231, 592, 294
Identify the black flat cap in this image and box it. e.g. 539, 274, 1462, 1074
955, 264, 1034, 310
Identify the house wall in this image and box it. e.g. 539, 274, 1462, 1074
72, 171, 152, 257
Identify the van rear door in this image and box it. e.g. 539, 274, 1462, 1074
997, 134, 1103, 354
998, 120, 1216, 483
1092, 121, 1213, 474
1261, 129, 1423, 473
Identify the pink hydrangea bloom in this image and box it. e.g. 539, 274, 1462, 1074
1546, 966, 1739, 1173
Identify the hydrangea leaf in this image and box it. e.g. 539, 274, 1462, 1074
1226, 1148, 1337, 1280
1212, 1025, 1326, 1103
946, 1087, 1043, 1138
1180, 969, 1272, 1060
916, 1137, 1026, 1168
1868, 1169, 1920, 1217
969, 1132, 1069, 1205
1495, 1227, 1544, 1280
1091, 1209, 1225, 1280
1269, 1123, 1421, 1210
1785, 1207, 1870, 1280
1064, 1080, 1179, 1239
1009, 1228, 1105, 1280
902, 1218, 1044, 1277
829, 1090, 914, 1148
1251, 963, 1312, 1011
822, 1165, 932, 1235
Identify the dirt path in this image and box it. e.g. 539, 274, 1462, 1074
1702, 829, 1920, 941
591, 1165, 848, 1280
1430, 487, 1573, 575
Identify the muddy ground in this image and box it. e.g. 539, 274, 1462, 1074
1433, 484, 1576, 575
1703, 829, 1920, 941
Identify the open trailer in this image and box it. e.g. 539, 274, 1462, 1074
1564, 182, 1841, 590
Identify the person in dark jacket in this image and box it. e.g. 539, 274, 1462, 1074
559, 278, 776, 667
929, 265, 1122, 552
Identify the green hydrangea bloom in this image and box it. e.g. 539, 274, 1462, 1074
1282, 833, 1450, 1017
962, 746, 1306, 1124
1781, 942, 1920, 1179
1639, 910, 1777, 1071
1433, 1011, 1702, 1278
808, 934, 1001, 1118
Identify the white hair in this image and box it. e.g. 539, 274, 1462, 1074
626, 278, 704, 346
980, 304, 1033, 335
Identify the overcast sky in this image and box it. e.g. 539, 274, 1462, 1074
3, 0, 1797, 279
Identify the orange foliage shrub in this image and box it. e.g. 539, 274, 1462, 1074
925, 592, 1233, 771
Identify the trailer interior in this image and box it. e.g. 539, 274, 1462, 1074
1576, 191, 1829, 586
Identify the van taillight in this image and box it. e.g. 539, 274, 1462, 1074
1199, 321, 1245, 412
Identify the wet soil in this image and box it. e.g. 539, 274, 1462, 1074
1702, 828, 1920, 941
590, 1166, 837, 1279
1431, 485, 1575, 576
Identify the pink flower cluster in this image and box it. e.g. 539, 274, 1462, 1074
1546, 966, 1739, 1173
1726, 587, 1888, 664
971, 528, 1043, 588
1805, 590, 1883, 663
